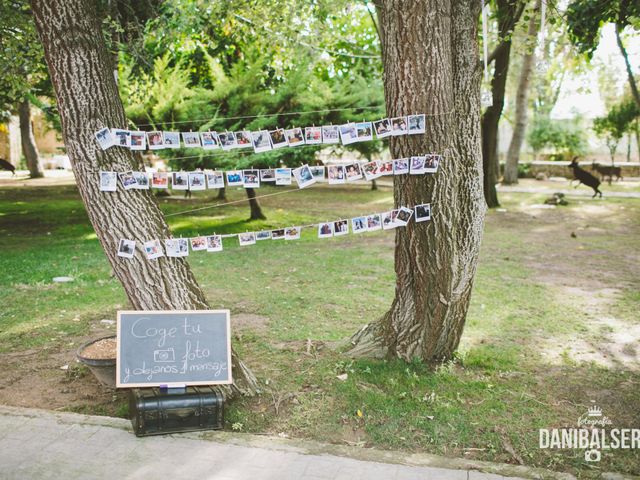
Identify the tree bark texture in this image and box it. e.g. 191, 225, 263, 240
503, 0, 541, 185
18, 100, 44, 179
348, 0, 486, 362
30, 0, 257, 398
481, 0, 525, 206
245, 188, 266, 220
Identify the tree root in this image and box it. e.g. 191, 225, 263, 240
345, 322, 389, 359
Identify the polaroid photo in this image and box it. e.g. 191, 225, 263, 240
373, 118, 392, 139
133, 172, 150, 189
414, 203, 431, 223
408, 114, 426, 135
271, 228, 285, 240
339, 123, 358, 145
309, 166, 325, 181
130, 131, 146, 151
151, 172, 169, 189
382, 210, 398, 230
327, 165, 346, 184
200, 131, 220, 150
117, 239, 136, 259
275, 168, 292, 185
333, 219, 349, 236
293, 165, 316, 189
410, 156, 427, 174
317, 222, 334, 238
269, 129, 288, 149
143, 239, 164, 260
99, 171, 117, 192
252, 130, 272, 153
190, 236, 207, 252
351, 216, 368, 234
206, 171, 225, 189
345, 163, 363, 182
119, 171, 138, 190
112, 129, 130, 148
395, 207, 414, 226
243, 170, 260, 188
189, 172, 206, 191
206, 235, 223, 252
182, 132, 201, 148
391, 116, 408, 136
393, 158, 409, 175
147, 131, 164, 150
163, 131, 181, 149
362, 161, 382, 181
165, 238, 189, 257
94, 128, 115, 150
260, 169, 276, 182
218, 131, 237, 150
322, 125, 340, 144
305, 126, 322, 145
256, 230, 272, 241
235, 131, 253, 148
226, 170, 244, 187
379, 161, 394, 176
238, 232, 256, 246
355, 122, 373, 142
285, 127, 305, 147
172, 172, 190, 190
366, 213, 382, 231
424, 154, 441, 173
284, 226, 301, 240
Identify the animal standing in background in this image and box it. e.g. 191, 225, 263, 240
0, 158, 15, 175
569, 158, 602, 198
591, 162, 622, 185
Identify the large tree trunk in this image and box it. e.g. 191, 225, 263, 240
503, 0, 540, 185
481, 0, 525, 206
348, 0, 486, 362
30, 0, 257, 398
245, 188, 266, 220
217, 187, 227, 200
18, 100, 44, 179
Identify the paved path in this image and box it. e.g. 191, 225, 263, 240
496, 185, 640, 199
0, 406, 559, 480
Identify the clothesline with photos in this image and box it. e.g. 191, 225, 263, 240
93, 114, 427, 153
116, 202, 433, 260
99, 155, 442, 192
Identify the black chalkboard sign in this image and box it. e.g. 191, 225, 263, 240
116, 310, 232, 388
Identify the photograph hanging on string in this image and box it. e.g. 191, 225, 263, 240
260, 169, 276, 182
408, 114, 426, 134
219, 131, 237, 150
351, 216, 368, 234
143, 239, 164, 260
119, 171, 139, 190
362, 161, 382, 181
172, 172, 190, 190
133, 172, 150, 189
367, 213, 382, 231
206, 235, 223, 252
256, 230, 272, 240
165, 238, 189, 257
130, 131, 146, 150
201, 131, 219, 149
252, 130, 272, 153
238, 232, 257, 246
99, 171, 117, 192
327, 164, 346, 184
189, 172, 206, 191
410, 156, 426, 174
190, 236, 207, 251
345, 163, 363, 182
94, 127, 115, 150
356, 122, 373, 142
163, 131, 181, 148
269, 128, 288, 149
152, 172, 169, 189
226, 170, 244, 186
285, 127, 305, 147
309, 166, 325, 181
379, 160, 394, 175
415, 203, 432, 222
305, 126, 322, 144
333, 220, 349, 236
393, 158, 409, 175
243, 170, 260, 188
318, 222, 334, 238
395, 207, 414, 226
275, 168, 292, 185
117, 239, 136, 259
322, 125, 340, 144
292, 165, 316, 189
182, 132, 201, 148
382, 210, 397, 230
373, 118, 392, 139
391, 116, 408, 136
206, 171, 225, 189
339, 123, 358, 145
284, 226, 301, 240
271, 228, 285, 240
112, 129, 130, 148
424, 154, 440, 173
235, 131, 253, 148
147, 131, 164, 150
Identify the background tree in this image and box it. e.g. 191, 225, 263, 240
349, 0, 486, 362
593, 97, 640, 164
30, 0, 257, 398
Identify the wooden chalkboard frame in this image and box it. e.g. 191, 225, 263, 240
116, 309, 232, 388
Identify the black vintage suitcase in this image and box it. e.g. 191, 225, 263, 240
129, 386, 224, 437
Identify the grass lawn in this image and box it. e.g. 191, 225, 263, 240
0, 180, 639, 477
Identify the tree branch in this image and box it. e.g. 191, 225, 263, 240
615, 23, 640, 110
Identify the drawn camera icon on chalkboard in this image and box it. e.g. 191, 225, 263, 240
153, 348, 175, 363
